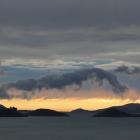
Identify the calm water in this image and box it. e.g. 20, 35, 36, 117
0, 117, 139, 140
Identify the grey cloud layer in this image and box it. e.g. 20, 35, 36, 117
0, 0, 140, 28
0, 0, 140, 62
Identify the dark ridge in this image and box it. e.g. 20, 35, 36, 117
29, 109, 69, 117
116, 103, 140, 114
94, 107, 140, 117
94, 107, 129, 117
68, 108, 93, 117
70, 108, 92, 113
0, 107, 24, 117
0, 104, 7, 110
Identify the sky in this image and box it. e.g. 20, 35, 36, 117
0, 0, 140, 63
0, 0, 140, 111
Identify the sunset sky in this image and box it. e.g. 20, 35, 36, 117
0, 0, 140, 111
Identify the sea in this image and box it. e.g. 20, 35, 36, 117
0, 117, 139, 140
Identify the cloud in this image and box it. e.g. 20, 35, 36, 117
0, 86, 140, 111
0, 0, 140, 63
0, 70, 8, 76
5, 88, 122, 100
0, 68, 127, 99
0, 0, 140, 29
114, 65, 140, 75
5, 86, 140, 103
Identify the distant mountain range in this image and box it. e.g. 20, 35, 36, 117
94, 107, 140, 117
0, 105, 68, 117
0, 106, 24, 117
29, 109, 69, 117
93, 103, 140, 117
70, 108, 92, 114
68, 108, 93, 117
69, 103, 140, 117
1, 103, 140, 117
94, 108, 132, 117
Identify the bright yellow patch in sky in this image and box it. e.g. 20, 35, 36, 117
0, 98, 139, 111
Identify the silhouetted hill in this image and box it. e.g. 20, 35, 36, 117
94, 107, 132, 117
94, 105, 140, 117
0, 104, 7, 110
116, 103, 140, 114
1, 103, 140, 117
69, 108, 93, 117
0, 106, 24, 117
71, 108, 93, 113
29, 109, 69, 117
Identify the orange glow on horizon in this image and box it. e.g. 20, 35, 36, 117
0, 98, 140, 111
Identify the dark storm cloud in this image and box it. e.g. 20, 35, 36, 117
0, 68, 127, 99
114, 65, 140, 75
